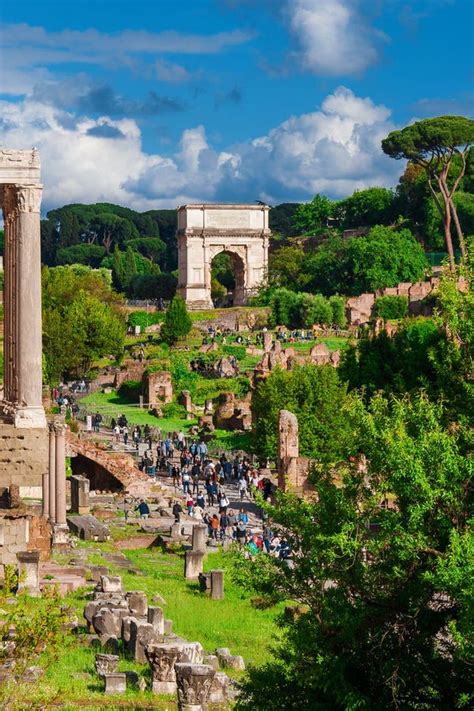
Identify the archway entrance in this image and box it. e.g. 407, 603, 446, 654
177, 204, 270, 309
211, 250, 245, 306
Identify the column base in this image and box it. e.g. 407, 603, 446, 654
52, 523, 70, 548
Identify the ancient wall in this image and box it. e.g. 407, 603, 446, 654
0, 424, 48, 496
277, 410, 313, 496
346, 276, 441, 325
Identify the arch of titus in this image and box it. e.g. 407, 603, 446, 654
0, 149, 48, 496
177, 204, 270, 309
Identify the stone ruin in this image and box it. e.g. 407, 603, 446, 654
144, 370, 173, 409
85, 573, 239, 706
277, 410, 312, 495
346, 276, 441, 325
213, 392, 252, 432
254, 337, 341, 383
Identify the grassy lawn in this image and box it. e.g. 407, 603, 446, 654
1, 527, 282, 709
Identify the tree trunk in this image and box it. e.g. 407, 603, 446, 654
443, 203, 455, 270
449, 199, 466, 260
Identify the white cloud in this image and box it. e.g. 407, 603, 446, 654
285, 0, 384, 76
0, 86, 400, 213
0, 23, 255, 73
155, 60, 193, 83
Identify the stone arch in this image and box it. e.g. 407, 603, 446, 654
209, 246, 246, 306
177, 204, 270, 309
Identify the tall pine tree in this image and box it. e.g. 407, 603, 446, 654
160, 295, 192, 344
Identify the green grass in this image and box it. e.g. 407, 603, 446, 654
2, 530, 282, 709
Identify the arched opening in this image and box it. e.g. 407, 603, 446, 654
210, 250, 245, 307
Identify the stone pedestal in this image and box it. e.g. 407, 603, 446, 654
127, 591, 148, 616
52, 523, 70, 548
192, 525, 208, 553
210, 570, 224, 600
70, 475, 90, 515
104, 672, 126, 694
16, 550, 40, 595
175, 662, 215, 711
146, 643, 184, 694
185, 551, 204, 580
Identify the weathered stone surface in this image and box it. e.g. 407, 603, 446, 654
222, 654, 245, 671
175, 662, 215, 710
209, 671, 237, 704
126, 591, 148, 616
95, 653, 119, 676
203, 654, 219, 671
210, 570, 224, 600
145, 371, 173, 408
145, 643, 185, 694
100, 575, 122, 593
70, 475, 90, 515
16, 550, 40, 595
104, 672, 126, 694
184, 550, 204, 580
67, 514, 109, 542
92, 607, 123, 639
128, 620, 156, 663
147, 606, 164, 635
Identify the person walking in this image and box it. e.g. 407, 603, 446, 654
210, 514, 219, 541
135, 500, 150, 519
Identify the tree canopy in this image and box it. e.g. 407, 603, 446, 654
160, 294, 192, 345
42, 265, 125, 384
382, 116, 474, 266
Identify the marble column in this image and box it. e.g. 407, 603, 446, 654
48, 422, 56, 523
54, 423, 67, 525
2, 184, 46, 428
42, 472, 49, 518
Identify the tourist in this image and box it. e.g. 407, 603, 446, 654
218, 490, 230, 513
263, 523, 273, 553
182, 467, 191, 494
227, 509, 237, 538
186, 496, 194, 516
122, 425, 129, 446
176, 430, 185, 451
197, 440, 208, 463
238, 477, 248, 501
136, 500, 150, 519
235, 519, 247, 544
172, 464, 180, 489
219, 511, 229, 539
113, 423, 121, 443
238, 507, 249, 525
123, 498, 131, 523
133, 426, 140, 446
196, 491, 206, 510
93, 412, 102, 433
172, 501, 183, 522
210, 514, 219, 540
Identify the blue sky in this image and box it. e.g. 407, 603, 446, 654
0, 0, 472, 212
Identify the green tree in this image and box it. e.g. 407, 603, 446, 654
160, 294, 192, 345
56, 243, 106, 268
373, 294, 409, 320
382, 116, 474, 266
306, 226, 427, 295
42, 265, 125, 383
294, 194, 334, 235
123, 245, 138, 287
335, 186, 396, 229
126, 237, 166, 262
268, 246, 307, 290
235, 393, 473, 711
252, 365, 353, 462
329, 295, 347, 328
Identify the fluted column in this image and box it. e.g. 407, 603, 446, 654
48, 422, 56, 522
16, 185, 46, 427
54, 423, 67, 525
42, 472, 49, 518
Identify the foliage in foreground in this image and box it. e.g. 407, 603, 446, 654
234, 394, 473, 710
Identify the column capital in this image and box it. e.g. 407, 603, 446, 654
16, 184, 43, 214
53, 422, 67, 436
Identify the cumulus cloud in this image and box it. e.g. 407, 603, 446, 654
0, 86, 400, 212
285, 0, 385, 76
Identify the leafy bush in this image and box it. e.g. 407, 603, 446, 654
329, 295, 347, 328
222, 344, 247, 361
373, 295, 409, 320
128, 311, 163, 329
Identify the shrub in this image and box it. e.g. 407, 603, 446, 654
373, 295, 409, 320
329, 295, 347, 328
128, 311, 163, 329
